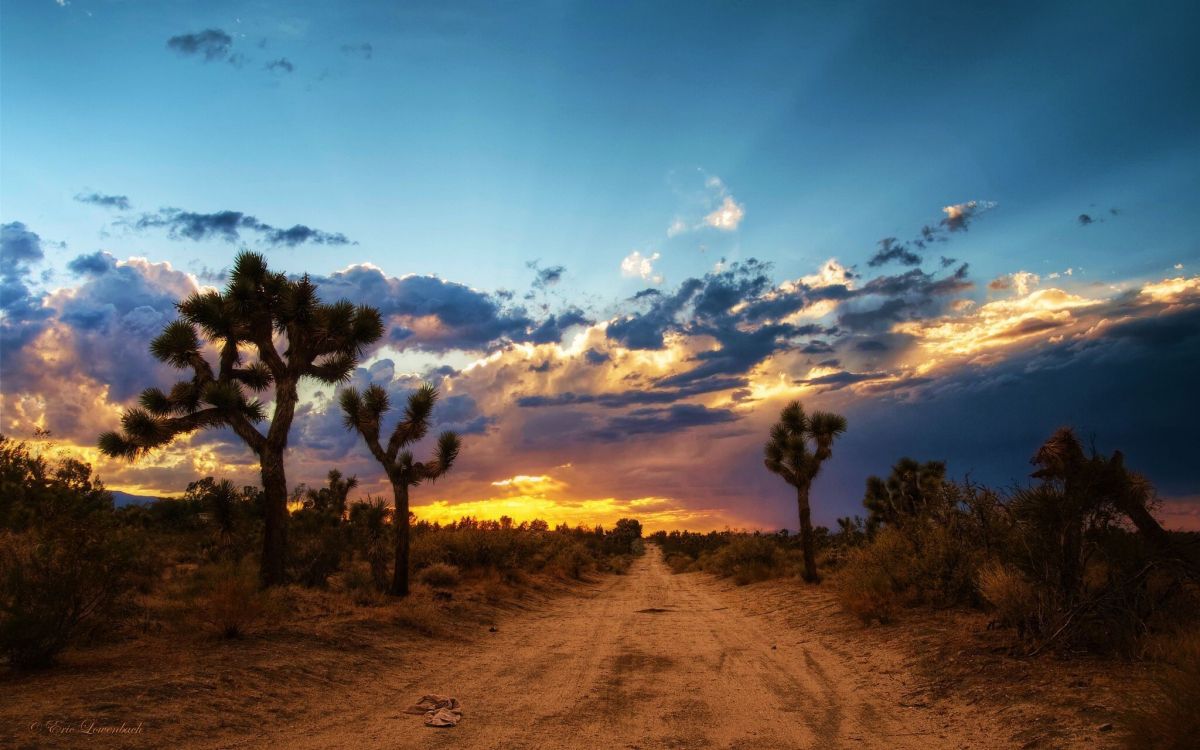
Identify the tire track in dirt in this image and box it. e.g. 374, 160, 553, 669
262, 548, 1011, 749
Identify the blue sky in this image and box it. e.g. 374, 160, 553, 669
2, 0, 1198, 530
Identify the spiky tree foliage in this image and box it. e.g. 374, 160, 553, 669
862, 458, 949, 531
763, 401, 847, 583
1019, 427, 1190, 598
340, 383, 461, 596
98, 252, 383, 587
304, 469, 358, 518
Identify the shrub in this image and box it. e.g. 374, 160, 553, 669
0, 528, 141, 669
417, 562, 461, 589
697, 535, 790, 584
341, 564, 385, 606
287, 508, 348, 588
665, 553, 694, 574
1124, 629, 1200, 749
189, 561, 275, 639
549, 542, 592, 580
836, 538, 905, 624
977, 562, 1041, 631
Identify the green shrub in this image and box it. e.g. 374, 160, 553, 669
0, 528, 141, 669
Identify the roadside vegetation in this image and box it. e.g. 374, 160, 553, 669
0, 434, 643, 671
653, 425, 1199, 748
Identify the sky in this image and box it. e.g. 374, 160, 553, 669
2, 0, 1198, 532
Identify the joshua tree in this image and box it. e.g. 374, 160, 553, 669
863, 458, 949, 531
304, 469, 359, 518
98, 252, 383, 587
763, 400, 847, 583
340, 383, 461, 596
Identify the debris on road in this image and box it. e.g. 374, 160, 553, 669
405, 694, 463, 727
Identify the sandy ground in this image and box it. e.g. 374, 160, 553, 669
263, 549, 1009, 750
6, 547, 1134, 749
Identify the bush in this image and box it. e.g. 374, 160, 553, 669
287, 508, 348, 588
1124, 629, 1200, 749
977, 562, 1041, 631
341, 564, 385, 606
699, 535, 789, 585
0, 528, 141, 669
417, 562, 461, 589
188, 561, 275, 639
549, 542, 592, 580
836, 536, 905, 624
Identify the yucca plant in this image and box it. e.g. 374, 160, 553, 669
341, 383, 461, 596
763, 400, 847, 583
98, 251, 383, 587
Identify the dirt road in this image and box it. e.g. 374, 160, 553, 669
265, 549, 1010, 750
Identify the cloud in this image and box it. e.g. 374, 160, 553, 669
940, 200, 994, 232
0, 222, 53, 360
591, 404, 739, 441
310, 264, 586, 352
528, 262, 565, 290
166, 29, 233, 62
340, 43, 373, 59
620, 251, 663, 284
1078, 213, 1094, 226
703, 196, 745, 231
989, 270, 1040, 296
666, 170, 745, 235
265, 58, 295, 74
74, 192, 131, 211
67, 251, 118, 276
867, 238, 921, 267
129, 207, 351, 247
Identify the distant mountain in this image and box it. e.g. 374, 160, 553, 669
111, 490, 164, 508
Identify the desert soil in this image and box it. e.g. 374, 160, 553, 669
7, 547, 1133, 749
272, 549, 1010, 750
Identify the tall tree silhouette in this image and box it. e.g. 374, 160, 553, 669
763, 401, 847, 582
340, 383, 461, 596
98, 252, 383, 587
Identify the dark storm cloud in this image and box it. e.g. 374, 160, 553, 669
590, 404, 739, 441
310, 265, 587, 352
584, 348, 610, 365
516, 376, 747, 410
166, 29, 233, 61
340, 43, 373, 59
265, 58, 295, 74
867, 238, 921, 267
823, 301, 1200, 514
1078, 213, 1095, 226
0, 222, 53, 363
67, 251, 117, 276
528, 307, 591, 344
795, 370, 888, 391
130, 208, 351, 247
836, 264, 973, 333
528, 263, 565, 290
74, 192, 131, 211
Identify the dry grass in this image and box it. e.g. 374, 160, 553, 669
1123, 629, 1200, 749
417, 562, 462, 589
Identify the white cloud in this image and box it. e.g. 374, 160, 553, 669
620, 250, 663, 284
666, 218, 688, 238
703, 196, 745, 231
1011, 271, 1040, 296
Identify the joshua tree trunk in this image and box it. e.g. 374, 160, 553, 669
391, 480, 411, 597
259, 450, 289, 588
797, 485, 820, 583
